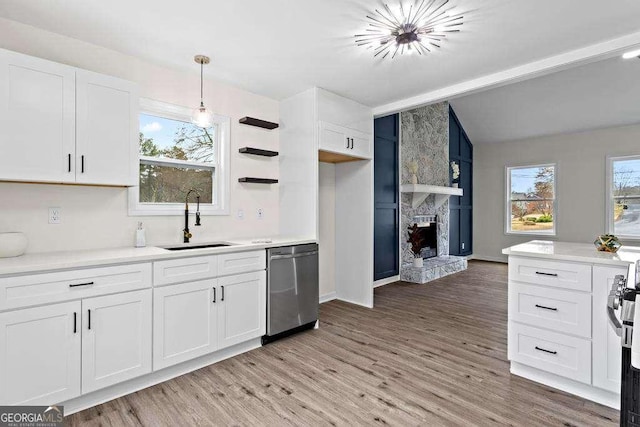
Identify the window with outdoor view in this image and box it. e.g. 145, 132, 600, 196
129, 99, 230, 216
506, 164, 556, 235
608, 156, 640, 239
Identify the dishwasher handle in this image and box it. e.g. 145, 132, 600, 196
269, 251, 318, 260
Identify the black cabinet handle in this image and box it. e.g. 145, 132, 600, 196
73, 312, 77, 334
69, 281, 94, 288
535, 271, 558, 277
535, 346, 557, 355
213, 287, 216, 303
88, 309, 91, 330
68, 154, 71, 172
351, 138, 354, 149
535, 304, 558, 311
346, 138, 350, 149
81, 155, 85, 173
221, 286, 225, 302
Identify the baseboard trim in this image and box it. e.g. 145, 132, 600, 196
467, 254, 507, 264
374, 275, 400, 288
319, 291, 337, 304
62, 338, 262, 415
510, 361, 619, 410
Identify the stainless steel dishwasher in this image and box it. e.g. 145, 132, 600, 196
263, 243, 319, 344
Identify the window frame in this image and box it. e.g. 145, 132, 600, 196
128, 98, 230, 216
505, 163, 557, 236
606, 154, 640, 240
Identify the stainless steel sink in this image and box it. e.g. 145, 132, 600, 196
160, 242, 234, 251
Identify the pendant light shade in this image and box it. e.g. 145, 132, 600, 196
191, 55, 213, 128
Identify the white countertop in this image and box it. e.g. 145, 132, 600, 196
0, 237, 316, 276
502, 240, 640, 266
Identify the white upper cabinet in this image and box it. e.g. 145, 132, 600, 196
318, 121, 371, 159
316, 88, 372, 134
0, 49, 76, 183
0, 48, 138, 186
76, 70, 138, 186
316, 87, 373, 160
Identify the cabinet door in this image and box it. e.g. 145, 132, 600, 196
349, 130, 372, 159
153, 280, 218, 370
593, 265, 625, 392
76, 70, 138, 186
217, 271, 266, 349
319, 121, 349, 155
0, 49, 76, 183
81, 290, 152, 393
0, 301, 81, 405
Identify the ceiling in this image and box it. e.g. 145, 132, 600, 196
1, 0, 640, 108
450, 56, 640, 144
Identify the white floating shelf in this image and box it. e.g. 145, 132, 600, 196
401, 184, 463, 209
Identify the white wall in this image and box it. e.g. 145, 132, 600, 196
318, 162, 336, 299
0, 17, 279, 253
474, 123, 640, 262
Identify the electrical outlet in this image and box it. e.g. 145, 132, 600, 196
237, 209, 244, 219
257, 208, 264, 220
48, 207, 61, 224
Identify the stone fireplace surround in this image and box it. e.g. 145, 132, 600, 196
399, 102, 467, 284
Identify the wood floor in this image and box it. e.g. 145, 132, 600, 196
67, 261, 619, 426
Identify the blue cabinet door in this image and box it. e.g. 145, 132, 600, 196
374, 114, 399, 280
449, 107, 473, 256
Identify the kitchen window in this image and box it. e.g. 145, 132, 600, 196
607, 155, 640, 239
505, 164, 556, 235
129, 99, 230, 216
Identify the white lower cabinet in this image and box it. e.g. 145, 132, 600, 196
153, 280, 218, 370
218, 271, 266, 349
593, 265, 625, 393
81, 290, 152, 393
0, 301, 81, 405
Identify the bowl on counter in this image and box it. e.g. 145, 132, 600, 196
0, 232, 28, 258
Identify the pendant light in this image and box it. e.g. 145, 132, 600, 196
191, 55, 213, 128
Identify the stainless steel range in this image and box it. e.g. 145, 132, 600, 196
263, 243, 319, 344
607, 261, 640, 425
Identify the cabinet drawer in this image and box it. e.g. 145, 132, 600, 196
509, 257, 591, 291
153, 256, 217, 287
0, 263, 152, 311
509, 282, 592, 338
508, 322, 591, 384
217, 251, 265, 276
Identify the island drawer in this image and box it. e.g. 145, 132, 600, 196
217, 250, 266, 277
0, 263, 152, 311
153, 256, 218, 287
509, 282, 591, 338
508, 322, 591, 384
509, 256, 591, 292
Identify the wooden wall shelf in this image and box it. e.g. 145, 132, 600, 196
239, 117, 279, 130
238, 177, 278, 184
239, 147, 279, 157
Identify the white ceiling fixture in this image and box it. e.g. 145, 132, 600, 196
192, 55, 213, 128
622, 48, 640, 59
355, 0, 463, 59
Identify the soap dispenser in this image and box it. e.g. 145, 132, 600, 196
135, 222, 146, 248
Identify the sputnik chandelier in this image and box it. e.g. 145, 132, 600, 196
355, 0, 463, 59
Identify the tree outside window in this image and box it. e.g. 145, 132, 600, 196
506, 165, 556, 234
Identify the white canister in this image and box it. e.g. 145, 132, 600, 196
0, 232, 28, 258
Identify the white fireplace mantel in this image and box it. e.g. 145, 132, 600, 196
401, 184, 463, 209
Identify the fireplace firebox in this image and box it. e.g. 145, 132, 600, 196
412, 215, 438, 259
